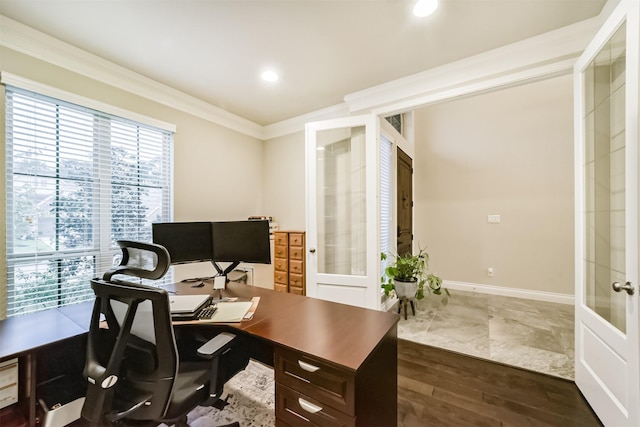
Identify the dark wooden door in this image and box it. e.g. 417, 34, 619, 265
397, 148, 412, 256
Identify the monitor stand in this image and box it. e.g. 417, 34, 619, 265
211, 261, 239, 300
211, 261, 240, 278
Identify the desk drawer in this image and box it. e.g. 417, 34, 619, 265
276, 383, 355, 427
274, 244, 289, 259
274, 283, 289, 293
275, 348, 354, 416
289, 233, 304, 247
290, 260, 304, 275
289, 246, 304, 260
289, 273, 305, 290
289, 286, 304, 295
274, 258, 289, 272
275, 270, 288, 284
275, 233, 289, 246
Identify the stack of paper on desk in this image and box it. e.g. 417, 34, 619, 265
204, 301, 253, 323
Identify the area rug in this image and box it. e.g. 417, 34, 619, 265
186, 360, 275, 427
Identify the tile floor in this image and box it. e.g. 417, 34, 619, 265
396, 289, 575, 379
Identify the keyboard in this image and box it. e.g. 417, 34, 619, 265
197, 305, 218, 320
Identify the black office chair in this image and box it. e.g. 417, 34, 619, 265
81, 240, 248, 426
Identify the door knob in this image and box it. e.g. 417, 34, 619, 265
309, 248, 316, 253
612, 281, 635, 295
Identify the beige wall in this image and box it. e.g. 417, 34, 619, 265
259, 76, 576, 296
413, 74, 575, 295
0, 43, 578, 312
0, 46, 266, 294
262, 131, 306, 230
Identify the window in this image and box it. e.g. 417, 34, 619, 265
5, 86, 173, 317
380, 133, 393, 277
384, 114, 403, 135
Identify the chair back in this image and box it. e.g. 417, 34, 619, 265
103, 239, 171, 281
82, 241, 177, 424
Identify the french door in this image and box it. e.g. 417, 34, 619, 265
305, 115, 382, 309
574, 1, 639, 425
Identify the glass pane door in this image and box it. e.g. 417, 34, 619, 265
574, 2, 639, 425
316, 126, 367, 276
306, 115, 380, 309
583, 23, 627, 332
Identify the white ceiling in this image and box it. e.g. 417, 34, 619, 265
0, 0, 607, 126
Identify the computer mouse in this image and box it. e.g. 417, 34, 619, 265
191, 282, 205, 288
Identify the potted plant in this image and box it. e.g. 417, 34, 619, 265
381, 248, 447, 301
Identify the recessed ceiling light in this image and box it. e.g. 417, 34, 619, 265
261, 70, 279, 82
413, 0, 438, 17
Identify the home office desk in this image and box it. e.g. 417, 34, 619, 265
0, 281, 399, 427
0, 302, 93, 427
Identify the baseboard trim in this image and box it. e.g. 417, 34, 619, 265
380, 294, 398, 312
443, 280, 574, 305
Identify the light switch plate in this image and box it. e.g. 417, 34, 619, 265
487, 214, 501, 224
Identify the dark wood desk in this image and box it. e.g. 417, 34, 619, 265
170, 280, 400, 426
1, 282, 399, 427
0, 302, 93, 427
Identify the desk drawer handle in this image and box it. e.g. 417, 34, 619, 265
298, 398, 323, 414
298, 360, 320, 372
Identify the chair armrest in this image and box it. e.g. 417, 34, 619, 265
197, 332, 237, 359
197, 332, 250, 401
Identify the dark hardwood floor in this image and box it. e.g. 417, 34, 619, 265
398, 339, 603, 427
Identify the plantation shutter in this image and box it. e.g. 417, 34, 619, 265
380, 133, 393, 271
5, 85, 173, 316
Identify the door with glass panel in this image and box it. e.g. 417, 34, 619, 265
305, 115, 382, 309
574, 1, 639, 425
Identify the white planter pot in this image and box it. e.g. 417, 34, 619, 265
394, 279, 418, 299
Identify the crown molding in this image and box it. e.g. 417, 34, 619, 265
344, 17, 601, 115
0, 15, 264, 139
371, 57, 576, 117
262, 103, 350, 140
0, 13, 605, 141
1, 71, 178, 132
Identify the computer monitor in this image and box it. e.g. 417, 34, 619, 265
211, 220, 271, 275
152, 222, 213, 265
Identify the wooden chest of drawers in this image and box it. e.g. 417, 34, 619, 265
273, 231, 305, 295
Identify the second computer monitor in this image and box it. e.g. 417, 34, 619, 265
211, 220, 271, 265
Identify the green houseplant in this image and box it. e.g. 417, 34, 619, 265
381, 248, 446, 300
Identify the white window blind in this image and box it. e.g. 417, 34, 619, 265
5, 86, 173, 317
380, 134, 393, 273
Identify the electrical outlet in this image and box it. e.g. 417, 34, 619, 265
487, 267, 494, 277
487, 214, 501, 224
